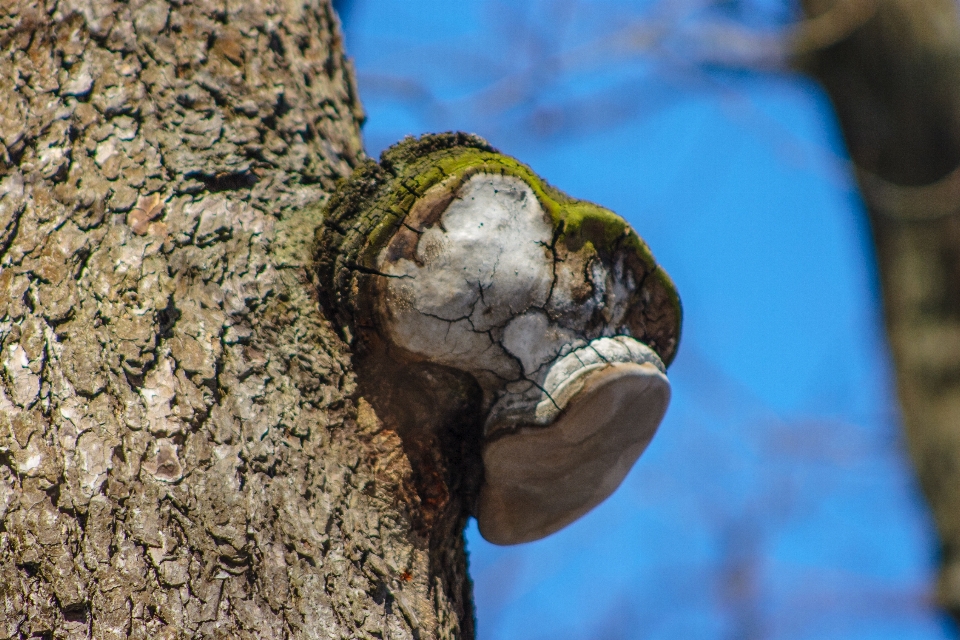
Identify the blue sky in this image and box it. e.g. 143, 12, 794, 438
338, 1, 959, 637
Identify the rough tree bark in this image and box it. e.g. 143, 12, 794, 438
0, 0, 475, 637
799, 0, 960, 619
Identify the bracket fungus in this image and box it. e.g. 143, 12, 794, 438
315, 133, 681, 545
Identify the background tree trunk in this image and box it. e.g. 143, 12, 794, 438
0, 1, 474, 637
799, 0, 960, 619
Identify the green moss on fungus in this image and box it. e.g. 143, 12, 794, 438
314, 132, 682, 365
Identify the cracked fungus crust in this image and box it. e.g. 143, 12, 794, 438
316, 133, 681, 368
379, 174, 554, 384
376, 172, 666, 436
315, 132, 682, 545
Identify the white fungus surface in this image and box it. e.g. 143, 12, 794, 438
377, 173, 666, 433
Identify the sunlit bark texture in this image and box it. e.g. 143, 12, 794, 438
799, 0, 960, 618
0, 1, 475, 637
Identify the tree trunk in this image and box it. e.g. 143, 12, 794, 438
0, 1, 474, 637
798, 0, 960, 619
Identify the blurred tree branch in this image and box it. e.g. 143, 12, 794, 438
799, 0, 960, 619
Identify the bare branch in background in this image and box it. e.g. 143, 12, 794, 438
354, 0, 885, 134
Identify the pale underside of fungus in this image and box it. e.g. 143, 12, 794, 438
316, 133, 681, 545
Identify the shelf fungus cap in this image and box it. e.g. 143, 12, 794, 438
315, 133, 682, 545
